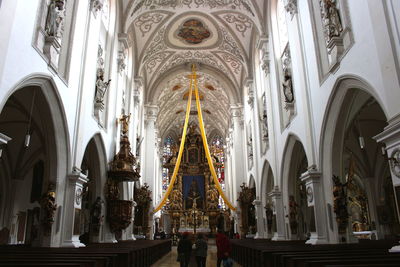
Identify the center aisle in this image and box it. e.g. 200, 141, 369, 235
151, 240, 242, 267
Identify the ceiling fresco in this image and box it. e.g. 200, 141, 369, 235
122, 0, 266, 138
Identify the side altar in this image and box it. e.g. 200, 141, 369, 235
162, 124, 225, 234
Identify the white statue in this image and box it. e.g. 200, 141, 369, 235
320, 0, 343, 42
95, 68, 111, 105
45, 0, 66, 39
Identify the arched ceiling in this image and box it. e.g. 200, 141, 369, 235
122, 0, 267, 139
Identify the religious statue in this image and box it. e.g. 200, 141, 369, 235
45, 0, 65, 39
282, 68, 294, 103
169, 187, 183, 210
95, 68, 111, 105
332, 175, 349, 233
40, 184, 57, 235
288, 195, 298, 234
320, 0, 343, 42
90, 197, 104, 234
265, 202, 273, 232
119, 113, 131, 136
206, 184, 219, 210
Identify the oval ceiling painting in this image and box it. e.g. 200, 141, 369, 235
177, 19, 211, 44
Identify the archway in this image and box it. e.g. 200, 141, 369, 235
282, 137, 310, 240
78, 135, 107, 244
321, 78, 398, 242
261, 162, 275, 238
0, 76, 69, 247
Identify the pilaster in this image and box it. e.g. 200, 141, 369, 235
253, 198, 265, 239
374, 115, 400, 252
300, 168, 328, 244
269, 186, 286, 240
62, 168, 89, 247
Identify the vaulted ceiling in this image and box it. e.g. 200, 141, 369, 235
122, 0, 267, 138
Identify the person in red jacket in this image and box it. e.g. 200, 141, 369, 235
216, 229, 231, 267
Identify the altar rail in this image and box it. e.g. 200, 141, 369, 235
231, 239, 400, 267
0, 239, 171, 267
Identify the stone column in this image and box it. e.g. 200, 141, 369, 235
62, 168, 89, 247
269, 186, 286, 240
230, 105, 246, 227
253, 197, 265, 239
143, 105, 158, 240
300, 168, 328, 244
374, 116, 400, 252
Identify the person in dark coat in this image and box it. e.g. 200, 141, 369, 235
216, 230, 231, 267
195, 233, 208, 267
177, 232, 192, 267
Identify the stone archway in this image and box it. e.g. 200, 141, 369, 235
0, 75, 70, 247
283, 138, 309, 240
320, 77, 397, 242
79, 134, 108, 244
260, 161, 275, 238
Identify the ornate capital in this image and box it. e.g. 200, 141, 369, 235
230, 105, 243, 119
285, 0, 298, 19
144, 104, 158, 122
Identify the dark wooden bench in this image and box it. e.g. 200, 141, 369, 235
0, 239, 171, 267
230, 239, 399, 267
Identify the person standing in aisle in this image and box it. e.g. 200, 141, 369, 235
195, 233, 208, 267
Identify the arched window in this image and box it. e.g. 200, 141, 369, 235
162, 136, 175, 192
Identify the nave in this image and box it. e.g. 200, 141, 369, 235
152, 241, 240, 267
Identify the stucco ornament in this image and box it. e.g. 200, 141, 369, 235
91, 0, 105, 13
284, 0, 298, 18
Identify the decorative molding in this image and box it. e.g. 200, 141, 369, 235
130, 0, 255, 17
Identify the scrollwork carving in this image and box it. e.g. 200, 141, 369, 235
134, 12, 165, 37
222, 14, 252, 37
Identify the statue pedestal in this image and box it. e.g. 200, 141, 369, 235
43, 36, 61, 71
61, 170, 88, 247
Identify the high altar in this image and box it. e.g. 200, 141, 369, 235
163, 124, 225, 234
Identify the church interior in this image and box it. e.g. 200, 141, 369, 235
1, 0, 400, 266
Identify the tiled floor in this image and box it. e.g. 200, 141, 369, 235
152, 241, 241, 267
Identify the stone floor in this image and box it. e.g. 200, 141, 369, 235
152, 240, 241, 267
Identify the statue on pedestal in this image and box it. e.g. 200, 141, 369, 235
45, 0, 66, 39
